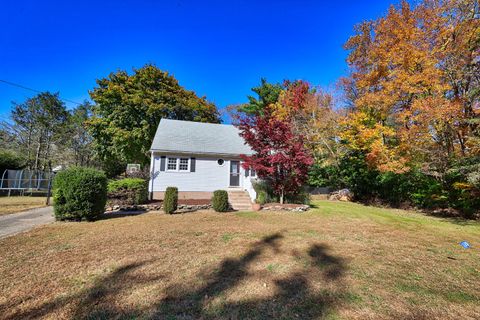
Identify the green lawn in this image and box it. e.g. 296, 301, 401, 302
0, 201, 479, 319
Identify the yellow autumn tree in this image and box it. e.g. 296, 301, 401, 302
342, 0, 479, 175
270, 80, 344, 165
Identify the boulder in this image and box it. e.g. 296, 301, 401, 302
329, 189, 354, 202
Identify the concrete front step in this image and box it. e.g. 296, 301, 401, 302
231, 203, 252, 207
233, 207, 252, 211
228, 190, 253, 211
227, 192, 251, 197
228, 196, 251, 200
229, 198, 251, 202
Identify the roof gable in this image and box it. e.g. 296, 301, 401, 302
150, 119, 254, 156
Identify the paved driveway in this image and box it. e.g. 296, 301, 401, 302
0, 206, 54, 239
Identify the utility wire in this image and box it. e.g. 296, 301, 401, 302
0, 79, 83, 105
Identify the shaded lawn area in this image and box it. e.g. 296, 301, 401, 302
0, 201, 479, 319
0, 196, 47, 216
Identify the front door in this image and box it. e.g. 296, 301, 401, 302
230, 161, 240, 187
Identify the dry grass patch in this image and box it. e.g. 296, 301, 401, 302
0, 201, 479, 319
0, 196, 47, 215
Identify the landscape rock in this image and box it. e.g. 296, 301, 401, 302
261, 204, 310, 212
329, 189, 354, 202
105, 203, 212, 213
431, 207, 461, 218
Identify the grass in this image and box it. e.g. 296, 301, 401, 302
0, 200, 479, 319
0, 196, 48, 215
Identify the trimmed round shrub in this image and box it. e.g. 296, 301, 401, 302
163, 187, 178, 214
53, 167, 107, 221
212, 190, 229, 212
108, 178, 148, 205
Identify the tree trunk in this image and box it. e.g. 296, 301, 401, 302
26, 124, 33, 168
34, 135, 42, 171
280, 190, 284, 204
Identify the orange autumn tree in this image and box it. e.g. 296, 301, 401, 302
342, 0, 479, 176
271, 80, 344, 165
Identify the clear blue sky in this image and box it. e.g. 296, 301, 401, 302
0, 0, 395, 123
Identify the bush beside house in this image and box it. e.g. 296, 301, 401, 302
107, 178, 148, 205
212, 190, 229, 212
253, 180, 310, 205
163, 187, 178, 214
53, 167, 107, 221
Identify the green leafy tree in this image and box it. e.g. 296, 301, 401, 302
88, 64, 221, 174
0, 149, 25, 175
236, 78, 284, 116
9, 92, 69, 171
68, 102, 94, 167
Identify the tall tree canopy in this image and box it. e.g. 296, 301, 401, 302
88, 64, 221, 171
236, 78, 284, 116
342, 0, 480, 176
68, 102, 94, 167
238, 107, 313, 204
7, 92, 70, 171
1, 95, 96, 172
271, 80, 344, 165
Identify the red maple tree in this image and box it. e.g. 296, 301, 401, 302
237, 108, 313, 204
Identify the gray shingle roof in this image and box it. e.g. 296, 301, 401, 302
150, 119, 254, 156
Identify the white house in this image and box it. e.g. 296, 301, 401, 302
148, 119, 257, 209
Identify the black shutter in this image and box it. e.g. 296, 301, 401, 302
190, 157, 196, 172
160, 156, 166, 171
245, 169, 249, 177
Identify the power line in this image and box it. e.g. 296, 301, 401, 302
0, 79, 83, 105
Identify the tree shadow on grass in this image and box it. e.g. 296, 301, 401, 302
6, 233, 348, 319
98, 210, 148, 220
5, 260, 163, 320
309, 202, 320, 209
153, 233, 348, 319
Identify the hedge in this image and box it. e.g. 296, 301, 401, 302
212, 190, 229, 212
164, 187, 178, 214
108, 178, 148, 205
53, 167, 107, 221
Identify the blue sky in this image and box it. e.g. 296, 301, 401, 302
0, 0, 395, 123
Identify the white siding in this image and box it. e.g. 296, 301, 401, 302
150, 154, 242, 192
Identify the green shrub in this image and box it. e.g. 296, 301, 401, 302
256, 190, 267, 205
101, 159, 126, 179
253, 180, 278, 203
253, 180, 308, 204
287, 187, 311, 205
163, 187, 178, 214
212, 190, 229, 212
53, 167, 107, 221
308, 151, 480, 218
107, 178, 148, 204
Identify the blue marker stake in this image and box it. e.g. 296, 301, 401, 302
460, 241, 470, 249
